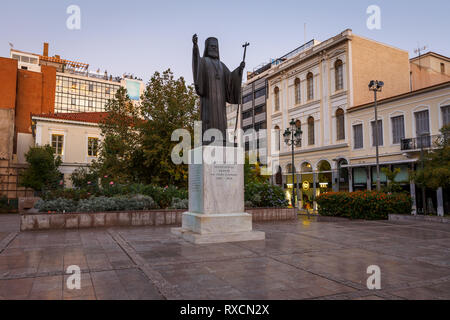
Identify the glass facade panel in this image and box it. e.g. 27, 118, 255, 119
55, 75, 120, 113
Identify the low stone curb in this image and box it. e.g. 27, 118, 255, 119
20, 208, 294, 231
389, 214, 450, 224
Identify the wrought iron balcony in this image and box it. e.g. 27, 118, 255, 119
400, 134, 443, 151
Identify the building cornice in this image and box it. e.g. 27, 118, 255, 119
266, 30, 352, 81
348, 81, 450, 112
32, 116, 100, 128
277, 143, 348, 157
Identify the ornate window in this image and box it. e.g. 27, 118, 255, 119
353, 124, 363, 149
274, 86, 280, 111
307, 73, 314, 101
274, 126, 280, 152
308, 116, 315, 145
336, 108, 345, 140
294, 78, 301, 104
335, 60, 344, 91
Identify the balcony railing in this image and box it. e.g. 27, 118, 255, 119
401, 134, 443, 151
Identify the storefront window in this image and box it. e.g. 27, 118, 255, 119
353, 167, 367, 190
371, 166, 388, 188
300, 163, 314, 210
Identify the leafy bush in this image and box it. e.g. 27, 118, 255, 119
0, 196, 14, 213
35, 194, 157, 213
245, 182, 289, 208
170, 198, 189, 210
70, 168, 100, 190
35, 198, 78, 213
316, 191, 412, 220
42, 188, 94, 201
40, 183, 187, 209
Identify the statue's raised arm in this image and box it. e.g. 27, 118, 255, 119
192, 34, 202, 95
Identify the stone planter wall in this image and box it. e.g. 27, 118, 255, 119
389, 214, 450, 224
247, 207, 296, 222
20, 207, 294, 231
21, 210, 184, 231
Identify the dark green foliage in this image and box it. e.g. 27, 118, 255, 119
316, 191, 412, 220
20, 145, 62, 192
412, 125, 450, 190
0, 196, 14, 213
70, 167, 100, 191
93, 70, 199, 188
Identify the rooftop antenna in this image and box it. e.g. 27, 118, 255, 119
414, 44, 427, 69
8, 42, 14, 49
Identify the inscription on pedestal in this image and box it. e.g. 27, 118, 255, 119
189, 164, 203, 213
211, 164, 239, 182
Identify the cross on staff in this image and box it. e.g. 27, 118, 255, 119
234, 42, 250, 139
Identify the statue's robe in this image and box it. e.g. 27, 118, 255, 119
193, 43, 242, 141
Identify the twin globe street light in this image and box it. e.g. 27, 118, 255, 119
283, 119, 303, 208
282, 80, 383, 206
369, 80, 384, 191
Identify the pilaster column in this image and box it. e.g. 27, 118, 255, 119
367, 166, 372, 191
313, 172, 317, 211
437, 187, 444, 217
349, 169, 353, 192
410, 182, 417, 215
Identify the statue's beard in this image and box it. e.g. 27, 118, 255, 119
207, 50, 219, 59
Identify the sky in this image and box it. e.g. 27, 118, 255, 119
1, 0, 449, 85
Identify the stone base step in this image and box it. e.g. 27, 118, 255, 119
171, 228, 265, 244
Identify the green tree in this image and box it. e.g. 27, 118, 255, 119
244, 157, 269, 185
20, 145, 62, 192
139, 69, 199, 187
92, 87, 144, 184
381, 167, 404, 193
412, 125, 450, 190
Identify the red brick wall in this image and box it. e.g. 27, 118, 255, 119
41, 65, 56, 114
15, 70, 43, 134
0, 58, 18, 110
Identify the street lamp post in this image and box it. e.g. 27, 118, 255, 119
283, 119, 302, 208
369, 80, 384, 191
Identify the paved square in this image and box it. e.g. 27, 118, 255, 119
0, 214, 449, 300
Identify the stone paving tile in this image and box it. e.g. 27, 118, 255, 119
63, 272, 96, 300
388, 281, 450, 300
28, 275, 63, 300
0, 215, 449, 300
0, 277, 34, 299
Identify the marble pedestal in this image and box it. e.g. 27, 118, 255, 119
171, 146, 265, 244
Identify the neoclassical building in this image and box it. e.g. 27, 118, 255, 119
347, 81, 450, 215
264, 29, 416, 209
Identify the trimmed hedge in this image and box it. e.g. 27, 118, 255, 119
42, 184, 188, 209
316, 191, 412, 220
35, 194, 157, 213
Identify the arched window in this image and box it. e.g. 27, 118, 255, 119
274, 87, 280, 111
307, 72, 314, 101
335, 60, 344, 91
294, 78, 301, 104
308, 116, 315, 145
274, 126, 280, 152
295, 120, 302, 147
275, 166, 282, 185
336, 108, 345, 140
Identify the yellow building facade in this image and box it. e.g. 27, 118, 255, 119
263, 29, 449, 215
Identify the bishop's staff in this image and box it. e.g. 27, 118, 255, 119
234, 42, 250, 141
